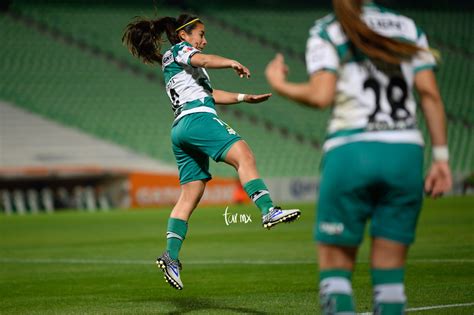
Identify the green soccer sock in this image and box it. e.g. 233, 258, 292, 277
371, 268, 406, 315
166, 217, 188, 260
243, 178, 274, 215
319, 269, 355, 315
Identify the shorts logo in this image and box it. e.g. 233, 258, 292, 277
319, 222, 344, 235
213, 117, 238, 135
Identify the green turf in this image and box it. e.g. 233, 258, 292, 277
1, 196, 473, 314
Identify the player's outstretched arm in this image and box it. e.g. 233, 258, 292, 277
213, 89, 272, 105
265, 53, 336, 108
190, 53, 250, 78
415, 69, 452, 198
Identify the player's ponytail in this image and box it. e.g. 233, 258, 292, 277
122, 14, 200, 65
333, 0, 421, 64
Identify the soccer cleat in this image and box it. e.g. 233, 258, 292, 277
262, 206, 301, 229
156, 251, 183, 290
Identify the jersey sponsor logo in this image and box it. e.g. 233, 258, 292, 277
367, 118, 416, 132
366, 17, 403, 31
177, 46, 195, 60
162, 51, 174, 68
166, 77, 176, 89
319, 222, 344, 235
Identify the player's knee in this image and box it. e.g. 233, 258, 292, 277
240, 151, 256, 169
229, 151, 256, 171
179, 183, 205, 203
175, 193, 201, 213
318, 244, 357, 270
371, 238, 407, 268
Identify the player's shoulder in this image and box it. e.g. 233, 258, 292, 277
308, 13, 348, 47
309, 13, 338, 38
171, 41, 195, 56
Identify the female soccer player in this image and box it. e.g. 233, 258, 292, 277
122, 14, 300, 290
265, 1, 452, 314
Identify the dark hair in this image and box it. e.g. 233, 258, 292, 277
122, 14, 201, 65
333, 0, 421, 64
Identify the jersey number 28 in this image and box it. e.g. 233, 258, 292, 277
363, 76, 412, 130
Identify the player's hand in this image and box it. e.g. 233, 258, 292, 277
231, 61, 251, 78
244, 93, 272, 104
265, 53, 289, 88
424, 161, 452, 198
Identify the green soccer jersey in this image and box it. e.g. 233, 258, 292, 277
306, 3, 437, 152
161, 41, 214, 119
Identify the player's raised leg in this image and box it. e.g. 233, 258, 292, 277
157, 179, 206, 290
223, 140, 300, 229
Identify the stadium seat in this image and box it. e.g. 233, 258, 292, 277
1, 1, 471, 176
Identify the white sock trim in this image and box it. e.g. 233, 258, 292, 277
250, 190, 269, 202
374, 284, 406, 303
320, 277, 353, 295
166, 232, 184, 241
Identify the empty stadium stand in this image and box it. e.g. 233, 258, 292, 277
1, 0, 472, 179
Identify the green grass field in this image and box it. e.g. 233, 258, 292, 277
1, 196, 473, 314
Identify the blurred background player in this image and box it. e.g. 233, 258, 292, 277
122, 14, 301, 290
265, 0, 452, 314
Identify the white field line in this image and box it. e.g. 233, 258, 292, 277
1, 258, 472, 313
0, 258, 473, 265
358, 302, 474, 314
